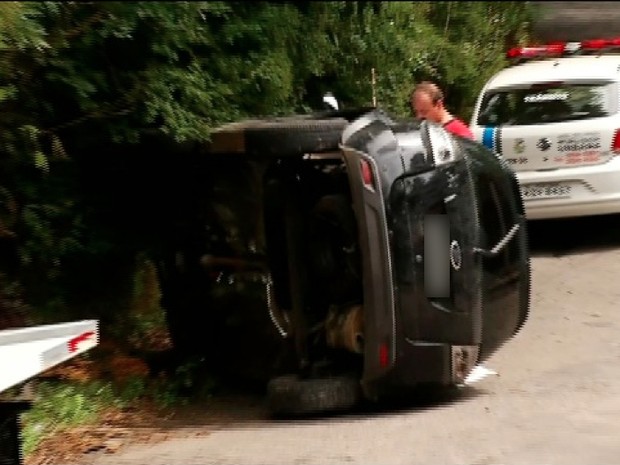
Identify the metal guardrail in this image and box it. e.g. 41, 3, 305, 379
0, 320, 98, 394
0, 320, 99, 465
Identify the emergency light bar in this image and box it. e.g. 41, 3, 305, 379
507, 37, 620, 62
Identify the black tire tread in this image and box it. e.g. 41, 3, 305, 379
267, 374, 361, 417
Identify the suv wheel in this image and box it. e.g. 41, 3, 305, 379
267, 374, 361, 417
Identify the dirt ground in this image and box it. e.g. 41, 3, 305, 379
25, 213, 620, 465
24, 393, 268, 465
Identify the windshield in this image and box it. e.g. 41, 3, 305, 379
477, 82, 617, 126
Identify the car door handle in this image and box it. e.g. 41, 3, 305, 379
473, 224, 520, 257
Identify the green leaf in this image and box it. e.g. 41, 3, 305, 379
33, 151, 49, 172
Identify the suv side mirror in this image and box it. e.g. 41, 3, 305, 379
323, 92, 339, 111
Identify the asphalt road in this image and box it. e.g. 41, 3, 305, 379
87, 213, 620, 465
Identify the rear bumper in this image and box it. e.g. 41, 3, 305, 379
362, 340, 478, 398
517, 158, 620, 219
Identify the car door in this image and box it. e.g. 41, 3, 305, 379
458, 137, 531, 360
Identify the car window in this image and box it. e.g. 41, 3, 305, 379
477, 82, 617, 126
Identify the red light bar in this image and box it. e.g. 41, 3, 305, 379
582, 37, 620, 49
507, 36, 620, 61
506, 43, 566, 60
582, 39, 607, 49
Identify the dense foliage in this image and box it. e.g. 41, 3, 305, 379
0, 1, 534, 324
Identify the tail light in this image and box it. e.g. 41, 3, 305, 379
360, 159, 376, 191
379, 342, 390, 368
612, 129, 620, 154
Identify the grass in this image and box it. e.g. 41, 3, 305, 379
21, 357, 218, 457
21, 380, 122, 456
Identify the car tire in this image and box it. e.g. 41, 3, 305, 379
267, 374, 362, 417
209, 118, 348, 157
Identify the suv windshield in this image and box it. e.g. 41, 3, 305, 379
477, 81, 617, 126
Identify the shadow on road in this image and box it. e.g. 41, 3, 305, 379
526, 213, 620, 257
159, 382, 488, 431
273, 384, 488, 425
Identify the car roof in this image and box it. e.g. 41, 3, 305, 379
484, 55, 620, 90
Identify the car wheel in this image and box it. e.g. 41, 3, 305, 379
267, 374, 362, 417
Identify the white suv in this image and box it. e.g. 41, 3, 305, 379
470, 39, 620, 220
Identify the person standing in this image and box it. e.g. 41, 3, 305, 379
410, 81, 474, 140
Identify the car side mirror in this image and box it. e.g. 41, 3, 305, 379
323, 92, 339, 111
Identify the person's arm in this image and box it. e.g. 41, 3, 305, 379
443, 119, 474, 140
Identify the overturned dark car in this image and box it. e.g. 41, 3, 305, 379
132, 107, 530, 416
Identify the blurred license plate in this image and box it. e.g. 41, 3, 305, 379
520, 182, 572, 199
